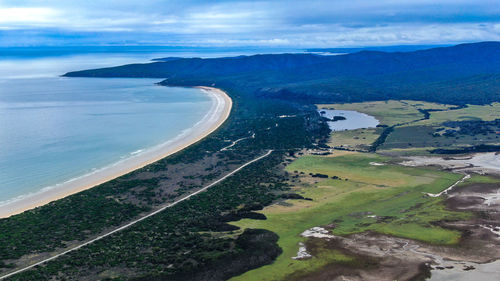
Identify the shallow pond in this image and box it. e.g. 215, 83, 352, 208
428, 260, 500, 281
318, 109, 379, 131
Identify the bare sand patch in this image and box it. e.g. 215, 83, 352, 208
400, 152, 500, 175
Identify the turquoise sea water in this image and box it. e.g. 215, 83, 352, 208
0, 51, 220, 205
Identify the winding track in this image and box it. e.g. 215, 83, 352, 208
0, 149, 273, 280
425, 174, 471, 197
220, 132, 255, 151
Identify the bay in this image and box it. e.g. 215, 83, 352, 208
0, 50, 217, 205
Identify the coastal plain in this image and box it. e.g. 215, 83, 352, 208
318, 100, 500, 154
227, 99, 500, 280
2, 42, 500, 280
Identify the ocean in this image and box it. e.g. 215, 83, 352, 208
0, 47, 290, 206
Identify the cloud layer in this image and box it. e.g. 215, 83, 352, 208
0, 0, 499, 47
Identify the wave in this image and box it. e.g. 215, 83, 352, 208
130, 149, 144, 155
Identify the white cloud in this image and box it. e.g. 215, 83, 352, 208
0, 0, 499, 46
0, 7, 60, 24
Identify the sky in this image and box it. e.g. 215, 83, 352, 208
0, 0, 499, 47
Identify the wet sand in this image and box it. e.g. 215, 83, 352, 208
0, 86, 232, 218
429, 260, 500, 281
400, 152, 500, 175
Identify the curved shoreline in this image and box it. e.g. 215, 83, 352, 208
0, 86, 232, 218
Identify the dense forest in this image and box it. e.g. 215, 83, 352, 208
1, 42, 499, 280
66, 42, 500, 105
0, 83, 329, 279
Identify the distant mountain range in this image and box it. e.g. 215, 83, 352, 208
306, 44, 451, 54
65, 42, 500, 105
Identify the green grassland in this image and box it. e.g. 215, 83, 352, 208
317, 100, 444, 126
318, 101, 500, 154
327, 128, 382, 150
317, 100, 451, 153
414, 102, 500, 126
381, 125, 500, 151
401, 100, 455, 110
376, 147, 445, 156
463, 173, 500, 184
383, 103, 500, 151
230, 153, 472, 281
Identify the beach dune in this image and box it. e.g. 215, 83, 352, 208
0, 86, 232, 218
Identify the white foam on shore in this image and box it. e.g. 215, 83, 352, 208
130, 149, 144, 155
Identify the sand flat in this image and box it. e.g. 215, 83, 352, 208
401, 152, 500, 175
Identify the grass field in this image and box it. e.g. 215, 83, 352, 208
327, 127, 382, 150
317, 100, 448, 126
401, 100, 455, 110
229, 153, 471, 281
381, 125, 500, 150
318, 101, 500, 154
414, 102, 500, 126
377, 147, 444, 156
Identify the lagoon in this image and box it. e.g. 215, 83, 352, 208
319, 109, 379, 131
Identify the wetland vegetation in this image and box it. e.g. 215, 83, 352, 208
230, 152, 480, 281
2, 42, 500, 280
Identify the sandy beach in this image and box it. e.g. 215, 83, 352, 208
0, 86, 232, 218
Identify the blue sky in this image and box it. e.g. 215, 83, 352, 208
0, 0, 499, 47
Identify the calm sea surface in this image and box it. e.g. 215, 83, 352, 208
1, 47, 290, 205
